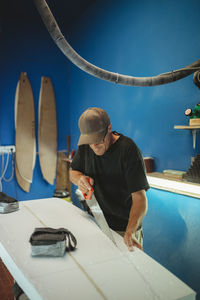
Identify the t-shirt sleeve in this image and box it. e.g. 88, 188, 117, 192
124, 143, 150, 194
70, 147, 84, 173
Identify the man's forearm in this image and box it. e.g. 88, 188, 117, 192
123, 189, 147, 250
126, 190, 148, 234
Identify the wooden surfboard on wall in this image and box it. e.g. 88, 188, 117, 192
15, 159, 30, 192
38, 77, 57, 185
15, 72, 36, 192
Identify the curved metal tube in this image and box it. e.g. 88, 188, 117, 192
34, 0, 200, 86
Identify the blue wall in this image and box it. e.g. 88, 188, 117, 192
1, 0, 200, 197
144, 188, 200, 298
0, 19, 70, 200
69, 0, 200, 172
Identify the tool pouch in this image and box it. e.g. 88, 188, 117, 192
0, 192, 19, 214
29, 227, 77, 257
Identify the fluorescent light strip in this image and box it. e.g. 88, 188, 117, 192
147, 175, 200, 199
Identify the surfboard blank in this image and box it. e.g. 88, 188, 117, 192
0, 198, 196, 300
15, 72, 36, 192
38, 77, 57, 185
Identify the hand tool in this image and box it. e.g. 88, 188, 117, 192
82, 180, 116, 245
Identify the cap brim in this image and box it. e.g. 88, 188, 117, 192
78, 132, 105, 146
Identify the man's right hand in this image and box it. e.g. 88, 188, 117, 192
77, 175, 94, 194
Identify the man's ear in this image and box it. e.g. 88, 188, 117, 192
108, 123, 112, 133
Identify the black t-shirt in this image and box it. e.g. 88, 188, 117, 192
71, 132, 150, 230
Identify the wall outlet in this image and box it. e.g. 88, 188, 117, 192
0, 145, 16, 154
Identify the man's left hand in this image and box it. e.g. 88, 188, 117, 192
124, 231, 143, 251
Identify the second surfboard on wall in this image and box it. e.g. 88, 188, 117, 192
15, 72, 36, 192
38, 77, 57, 185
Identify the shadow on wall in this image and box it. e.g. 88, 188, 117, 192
143, 188, 200, 299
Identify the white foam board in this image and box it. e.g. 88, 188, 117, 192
0, 198, 196, 300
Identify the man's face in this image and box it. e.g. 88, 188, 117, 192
89, 141, 107, 156
89, 125, 112, 156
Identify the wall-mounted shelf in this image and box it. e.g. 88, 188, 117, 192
147, 172, 200, 199
174, 125, 200, 129
174, 125, 200, 149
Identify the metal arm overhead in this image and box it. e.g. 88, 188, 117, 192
33, 0, 200, 87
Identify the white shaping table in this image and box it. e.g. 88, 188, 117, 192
0, 198, 196, 300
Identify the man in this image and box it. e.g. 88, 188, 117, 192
70, 107, 149, 251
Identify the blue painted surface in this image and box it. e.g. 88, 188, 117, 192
1, 0, 200, 196
69, 0, 200, 173
0, 1, 200, 298
144, 188, 200, 299
0, 22, 70, 200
